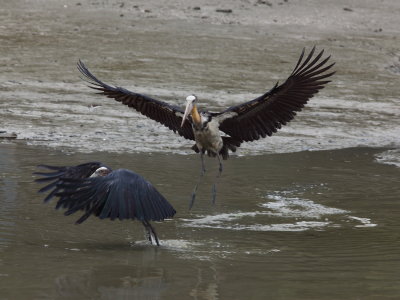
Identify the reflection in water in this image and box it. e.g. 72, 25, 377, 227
190, 265, 219, 300
0, 144, 18, 250
54, 266, 166, 300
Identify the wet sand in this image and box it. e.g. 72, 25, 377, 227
0, 0, 399, 155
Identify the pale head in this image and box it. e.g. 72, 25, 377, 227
186, 95, 197, 103
90, 167, 111, 177
181, 95, 198, 127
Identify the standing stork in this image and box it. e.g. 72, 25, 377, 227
77, 47, 335, 208
34, 162, 176, 246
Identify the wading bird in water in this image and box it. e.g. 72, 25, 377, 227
34, 162, 176, 246
77, 47, 335, 208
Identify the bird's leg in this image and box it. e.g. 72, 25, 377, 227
201, 150, 206, 175
190, 151, 206, 210
142, 221, 152, 243
211, 154, 223, 204
142, 220, 160, 246
147, 222, 160, 246
217, 154, 223, 177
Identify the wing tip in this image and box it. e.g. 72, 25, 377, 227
291, 46, 335, 79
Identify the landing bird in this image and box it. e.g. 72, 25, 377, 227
34, 162, 176, 246
77, 47, 335, 207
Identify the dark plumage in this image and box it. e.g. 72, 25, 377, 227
214, 47, 335, 143
77, 47, 335, 206
34, 162, 176, 246
77, 46, 334, 159
77, 62, 195, 141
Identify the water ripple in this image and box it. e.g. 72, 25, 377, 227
182, 191, 377, 232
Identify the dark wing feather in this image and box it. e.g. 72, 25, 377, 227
216, 47, 335, 143
34, 162, 107, 203
77, 60, 194, 140
55, 169, 176, 223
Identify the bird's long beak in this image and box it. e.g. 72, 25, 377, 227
181, 101, 193, 127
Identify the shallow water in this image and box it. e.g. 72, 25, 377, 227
1, 1, 400, 299
1, 142, 399, 299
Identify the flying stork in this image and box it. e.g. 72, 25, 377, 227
34, 162, 176, 246
77, 47, 335, 207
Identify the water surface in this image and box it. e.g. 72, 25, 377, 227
1, 1, 400, 299
1, 143, 399, 299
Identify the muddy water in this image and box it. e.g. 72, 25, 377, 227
0, 142, 399, 299
1, 1, 400, 299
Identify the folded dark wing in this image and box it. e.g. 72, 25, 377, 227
215, 47, 335, 143
55, 169, 176, 224
77, 60, 194, 140
34, 162, 107, 203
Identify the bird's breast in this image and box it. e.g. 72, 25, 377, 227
193, 120, 223, 152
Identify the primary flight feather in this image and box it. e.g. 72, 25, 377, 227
77, 46, 335, 207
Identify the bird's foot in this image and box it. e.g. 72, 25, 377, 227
144, 228, 152, 244
150, 233, 160, 246
143, 221, 160, 246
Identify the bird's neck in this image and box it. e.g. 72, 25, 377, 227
191, 104, 201, 126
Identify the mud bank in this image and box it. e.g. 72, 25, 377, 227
0, 0, 399, 155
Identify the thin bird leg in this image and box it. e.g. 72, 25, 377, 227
142, 220, 160, 246
189, 151, 206, 210
200, 150, 206, 175
211, 154, 223, 204
217, 153, 223, 177
147, 222, 160, 246
142, 221, 152, 243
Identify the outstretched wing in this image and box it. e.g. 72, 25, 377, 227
215, 47, 335, 143
34, 162, 107, 203
77, 60, 194, 140
55, 169, 176, 223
